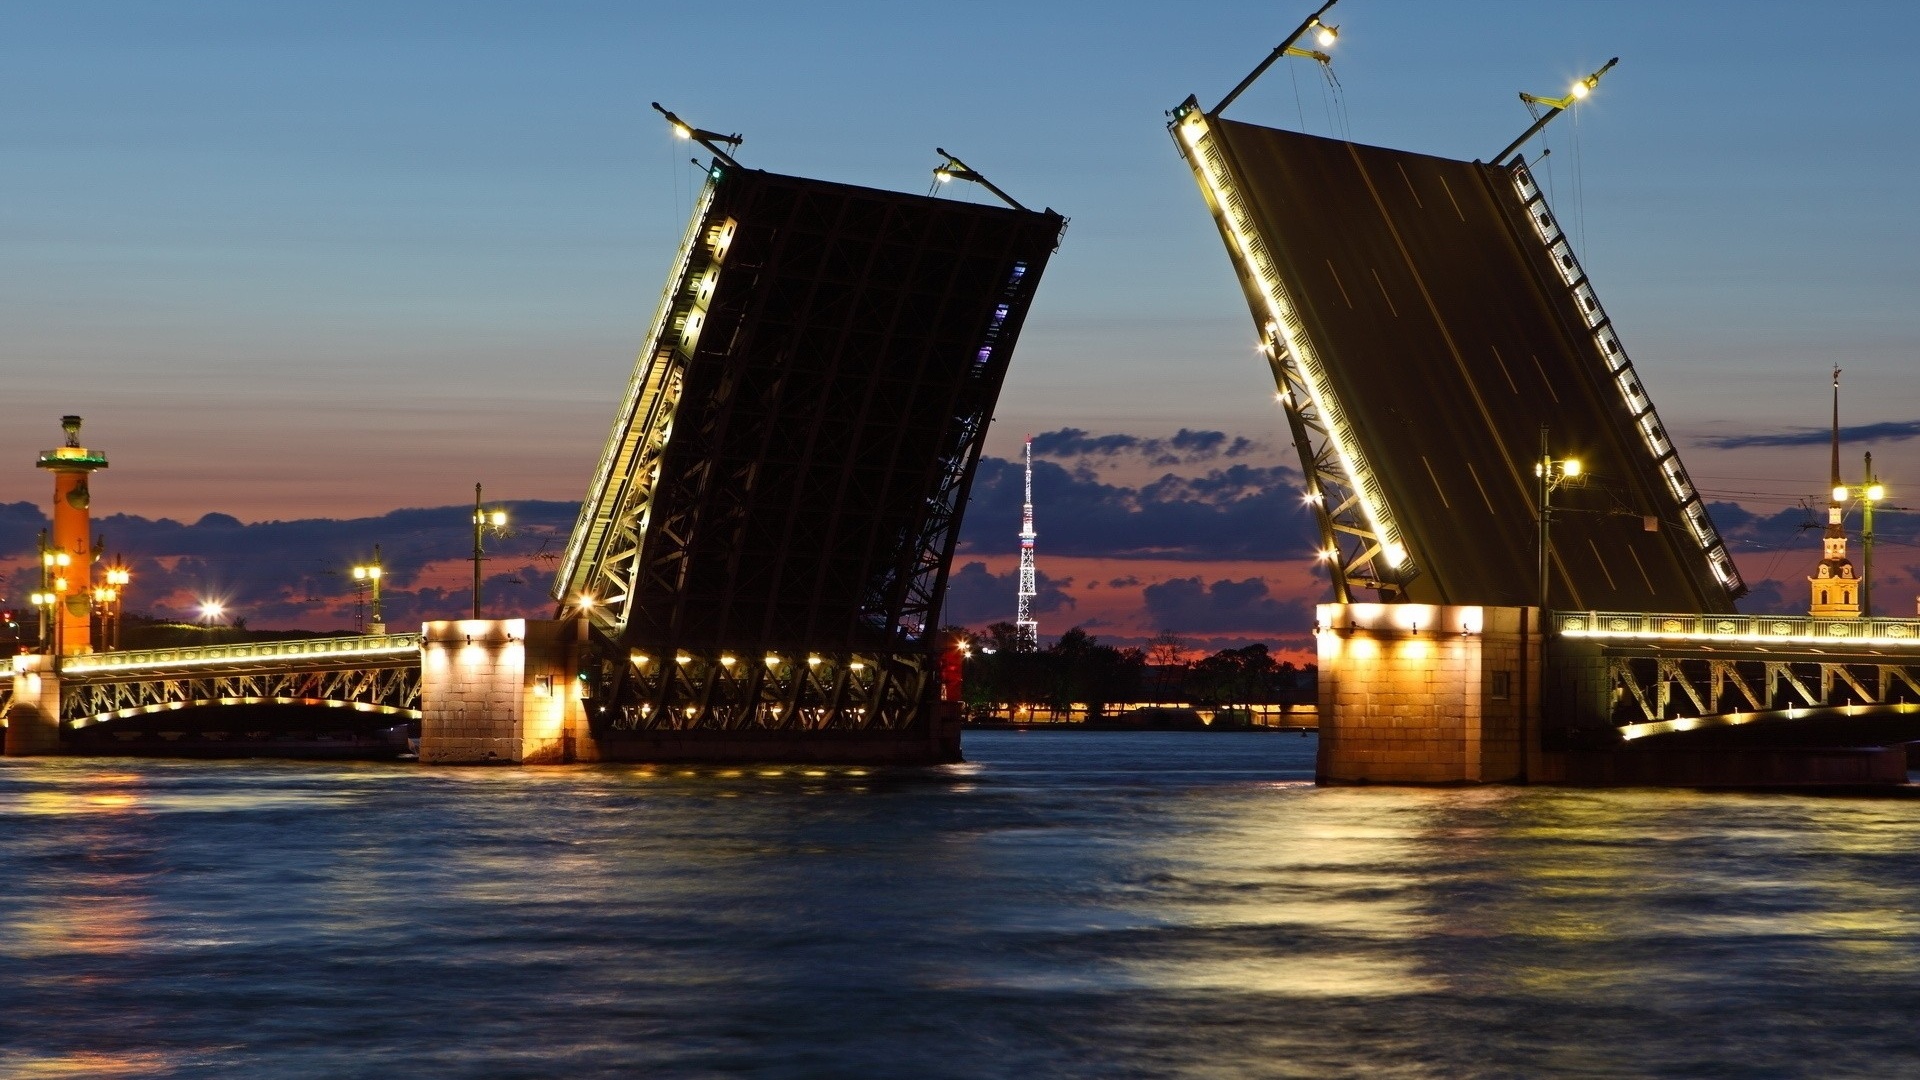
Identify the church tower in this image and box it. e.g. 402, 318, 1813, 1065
1809, 368, 1860, 618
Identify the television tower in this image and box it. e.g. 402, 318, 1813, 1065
1015, 436, 1039, 648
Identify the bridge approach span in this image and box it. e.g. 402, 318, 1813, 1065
52, 633, 422, 726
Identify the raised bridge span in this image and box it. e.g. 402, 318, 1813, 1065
1169, 50, 1911, 784
1171, 103, 1742, 612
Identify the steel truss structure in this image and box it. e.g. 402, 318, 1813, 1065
557, 162, 1064, 735
625, 650, 927, 734
1605, 654, 1920, 737
1171, 98, 1407, 602
61, 656, 420, 727
1553, 611, 1920, 743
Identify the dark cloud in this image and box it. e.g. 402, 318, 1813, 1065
0, 501, 43, 559
1140, 576, 1312, 635
1029, 427, 1259, 467
3, 501, 577, 630
958, 454, 1313, 561
1736, 578, 1794, 615
1700, 421, 1920, 450
942, 561, 1075, 628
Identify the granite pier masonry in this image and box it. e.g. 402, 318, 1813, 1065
419, 619, 594, 764
1316, 604, 1537, 785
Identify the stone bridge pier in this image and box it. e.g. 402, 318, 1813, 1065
418, 619, 597, 764
5, 655, 62, 756
1315, 604, 1541, 785
5, 618, 596, 763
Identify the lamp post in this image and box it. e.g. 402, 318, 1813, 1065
472, 484, 509, 619
1526, 425, 1582, 784
1534, 425, 1583, 615
1837, 453, 1887, 617
29, 590, 56, 655
352, 545, 385, 635
101, 563, 130, 650
41, 545, 73, 656
34, 530, 52, 650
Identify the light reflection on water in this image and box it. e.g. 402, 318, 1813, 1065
2, 735, 1919, 1078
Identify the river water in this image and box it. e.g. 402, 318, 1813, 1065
2, 731, 1918, 1078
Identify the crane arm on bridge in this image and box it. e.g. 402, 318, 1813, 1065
1209, 0, 1341, 118
1493, 57, 1618, 166
651, 102, 744, 170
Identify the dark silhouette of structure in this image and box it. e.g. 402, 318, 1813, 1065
556, 156, 1065, 761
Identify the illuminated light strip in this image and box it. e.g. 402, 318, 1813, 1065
1619, 701, 1920, 742
63, 641, 421, 676
558, 173, 723, 595
1509, 166, 1741, 593
70, 699, 422, 729
1564, 627, 1920, 649
1559, 609, 1920, 643
1178, 113, 1408, 569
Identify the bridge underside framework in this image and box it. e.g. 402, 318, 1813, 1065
1171, 102, 1742, 613
1549, 612, 1920, 749
556, 162, 1063, 751
45, 635, 422, 749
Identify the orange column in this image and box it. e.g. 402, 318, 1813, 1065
37, 416, 108, 657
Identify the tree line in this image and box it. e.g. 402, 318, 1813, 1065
951, 622, 1314, 721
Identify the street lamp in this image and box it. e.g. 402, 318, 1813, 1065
101, 563, 130, 650
1534, 425, 1583, 615
45, 549, 74, 657
28, 591, 56, 653
1838, 452, 1889, 617
352, 545, 385, 635
472, 483, 509, 619
200, 600, 225, 627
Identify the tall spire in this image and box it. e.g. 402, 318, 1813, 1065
1830, 366, 1842, 494
1810, 367, 1859, 618
1015, 436, 1038, 648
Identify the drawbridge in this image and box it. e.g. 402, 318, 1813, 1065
555, 130, 1064, 755
1170, 62, 1744, 614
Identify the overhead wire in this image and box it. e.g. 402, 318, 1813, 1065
1289, 59, 1307, 131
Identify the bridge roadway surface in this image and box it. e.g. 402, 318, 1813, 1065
1208, 118, 1731, 613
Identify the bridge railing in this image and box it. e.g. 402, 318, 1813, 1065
59, 633, 422, 676
1555, 611, 1920, 649
1510, 164, 1744, 598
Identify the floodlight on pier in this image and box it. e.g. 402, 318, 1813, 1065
651, 102, 743, 169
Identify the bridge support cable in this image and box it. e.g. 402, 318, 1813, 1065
1506, 165, 1744, 598
1171, 99, 1414, 601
